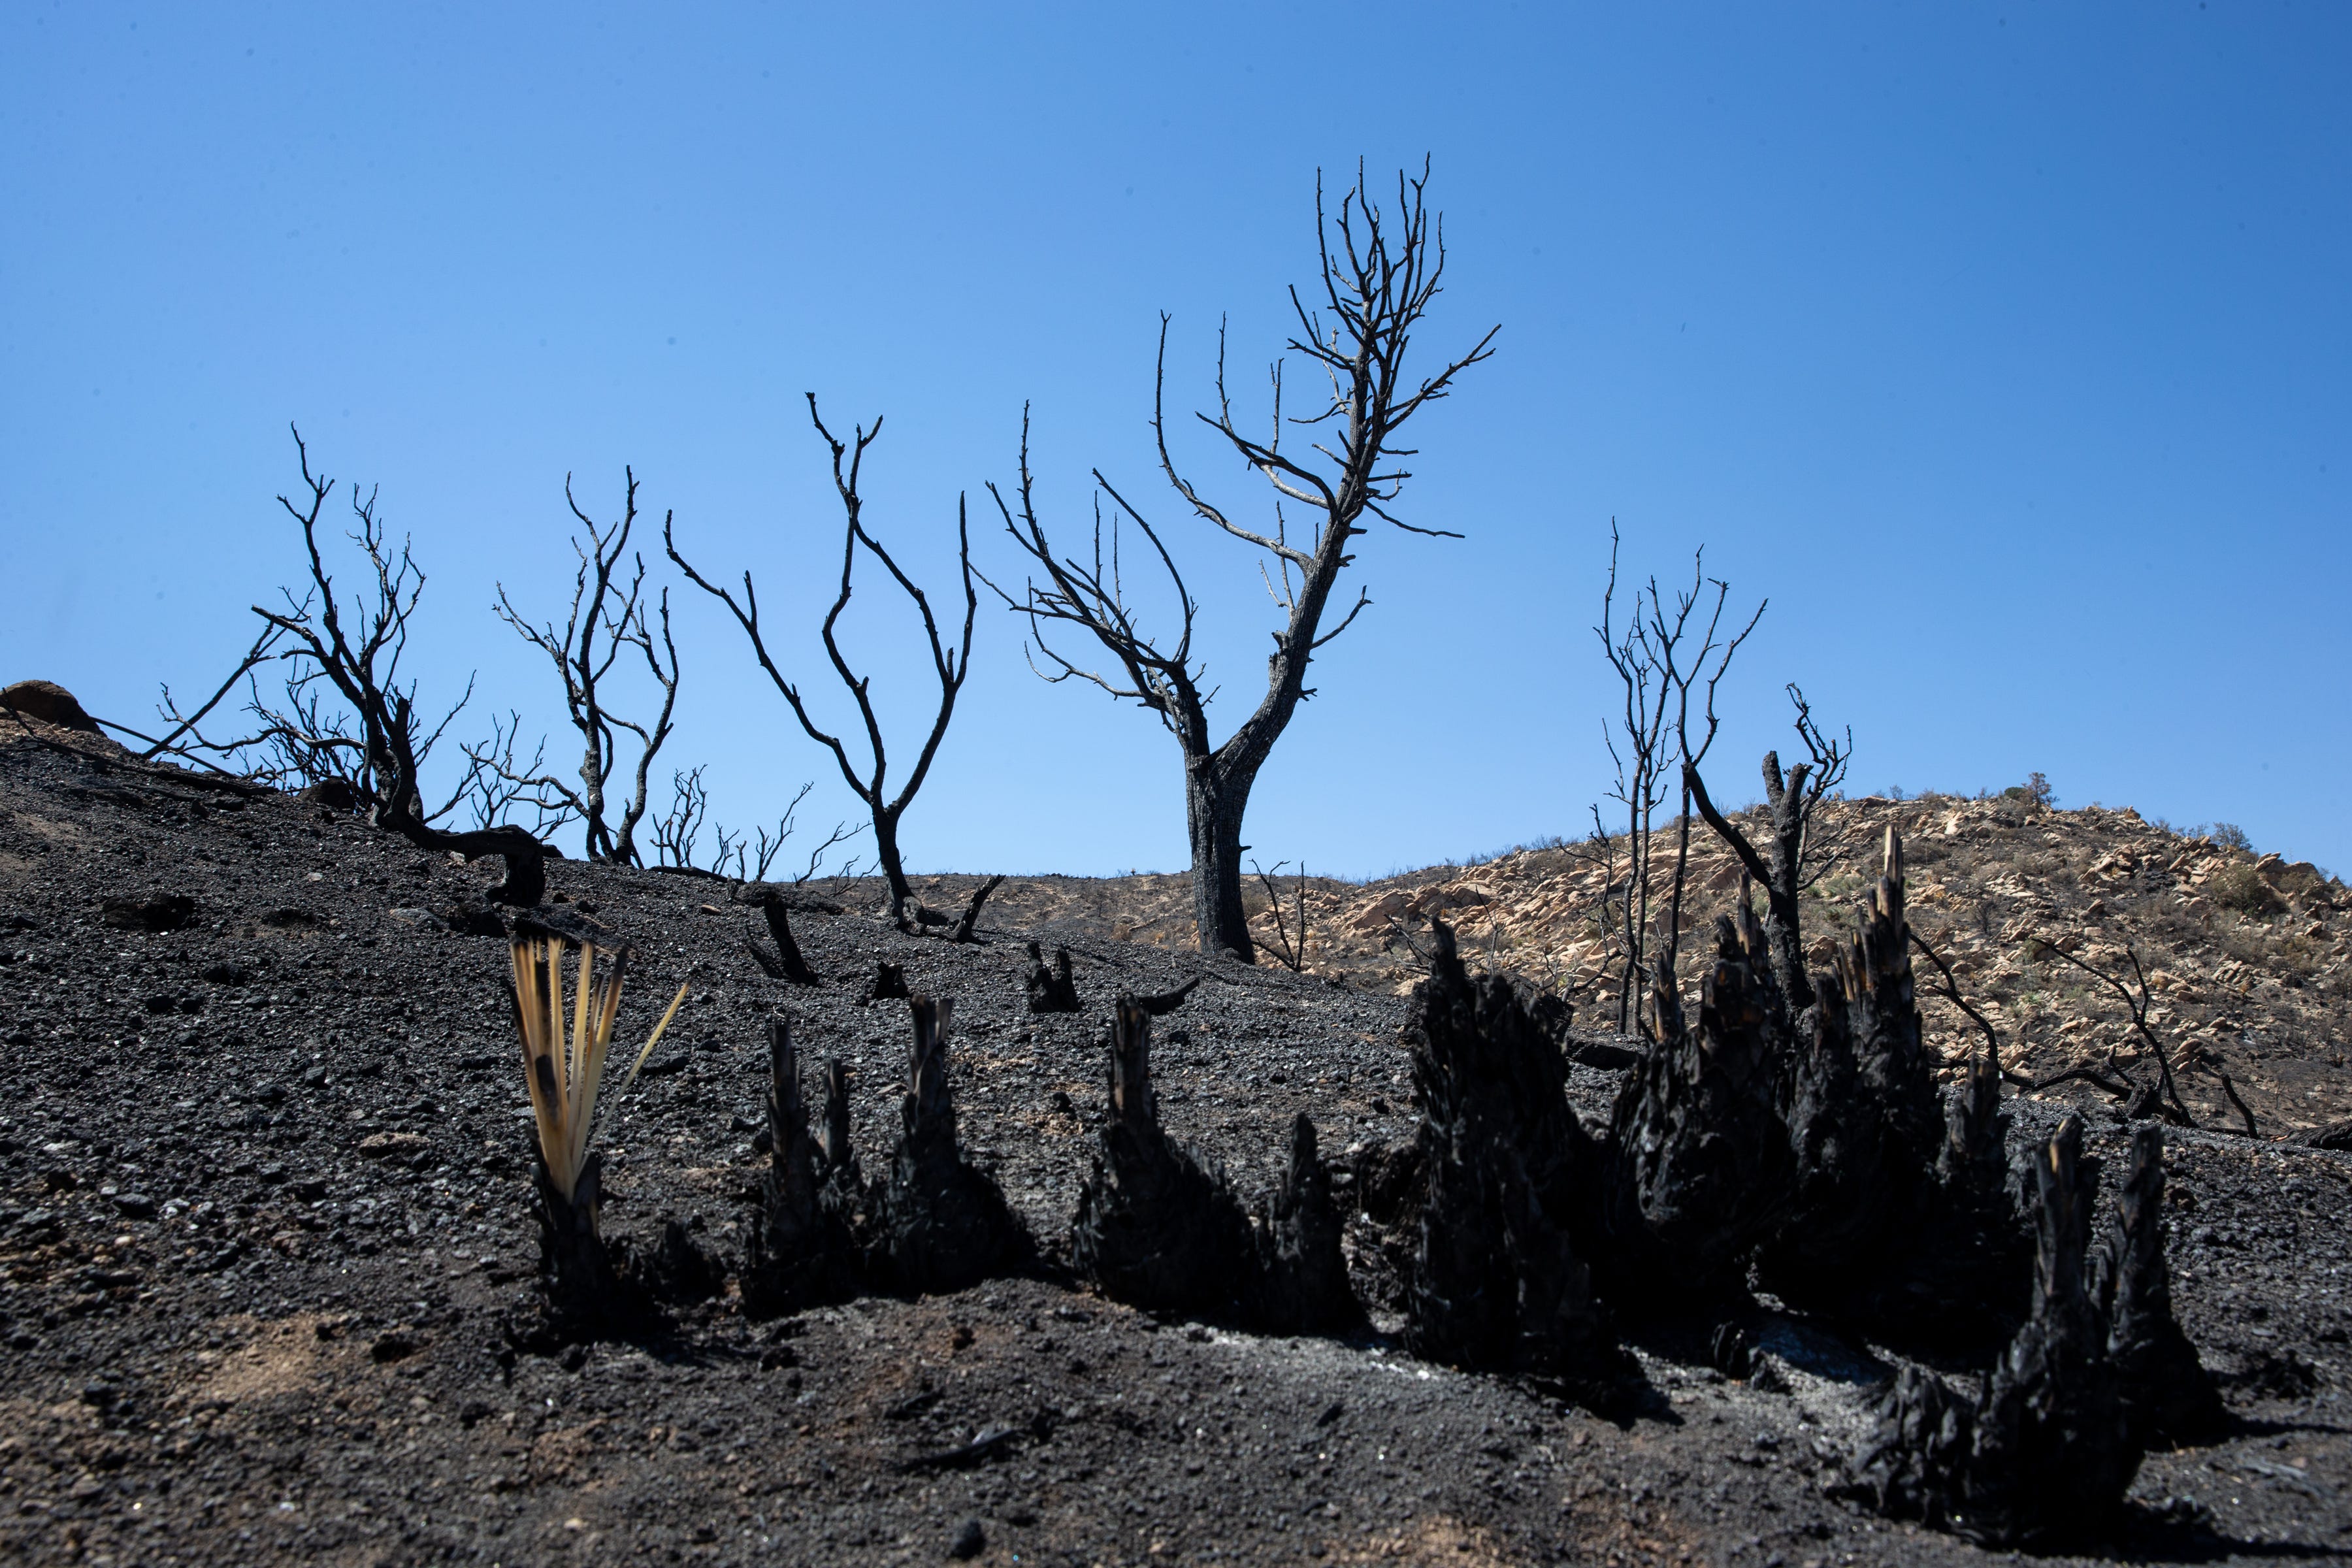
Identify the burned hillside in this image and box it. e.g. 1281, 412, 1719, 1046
0, 724, 2348, 1567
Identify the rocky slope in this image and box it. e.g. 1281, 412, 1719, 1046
947, 792, 2352, 1136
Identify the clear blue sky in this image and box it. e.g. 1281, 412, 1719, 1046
5, 3, 2347, 879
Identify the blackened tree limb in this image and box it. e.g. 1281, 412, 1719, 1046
667, 399, 977, 926
2025, 936, 2194, 1128
985, 161, 1495, 962
947, 874, 1004, 943
1909, 928, 2004, 1076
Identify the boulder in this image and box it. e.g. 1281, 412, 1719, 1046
1, 679, 103, 734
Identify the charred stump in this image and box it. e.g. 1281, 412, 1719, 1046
1023, 943, 1082, 1014
1248, 1113, 1364, 1335
875, 997, 1031, 1294
2097, 1123, 2225, 1447
744, 895, 821, 985
868, 961, 911, 1002
1071, 997, 1256, 1318
1757, 834, 1948, 1313
1404, 922, 1626, 1392
1601, 903, 1794, 1304
1848, 1116, 2142, 1548
742, 1019, 860, 1314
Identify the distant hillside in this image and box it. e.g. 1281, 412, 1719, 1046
915, 794, 2351, 1135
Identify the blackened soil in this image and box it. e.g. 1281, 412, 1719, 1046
0, 734, 2348, 1567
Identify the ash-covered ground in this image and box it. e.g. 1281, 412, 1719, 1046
1, 732, 2347, 1567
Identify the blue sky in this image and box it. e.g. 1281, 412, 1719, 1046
5, 3, 2347, 879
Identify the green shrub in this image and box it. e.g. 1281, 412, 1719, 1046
2000, 771, 2055, 808
2211, 862, 2285, 916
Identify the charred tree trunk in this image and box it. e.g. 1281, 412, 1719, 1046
1186, 761, 1256, 962
1404, 922, 1629, 1395
1848, 1116, 2143, 1549
1023, 943, 1081, 1014
1072, 996, 1257, 1317
868, 962, 911, 1002
875, 996, 1031, 1294
1601, 903, 1795, 1303
742, 1019, 860, 1314
1248, 1113, 1363, 1335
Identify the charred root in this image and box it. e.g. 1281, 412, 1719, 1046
1133, 975, 1203, 1016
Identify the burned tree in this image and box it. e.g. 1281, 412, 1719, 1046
165, 427, 558, 902
1684, 686, 1851, 1011
874, 997, 1031, 1294
1585, 528, 1763, 1032
489, 467, 680, 864
988, 162, 1496, 961
668, 399, 977, 926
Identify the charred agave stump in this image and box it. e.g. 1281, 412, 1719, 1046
1848, 1115, 2213, 1547
1247, 1113, 1364, 1335
742, 1019, 860, 1314
875, 997, 1031, 1294
1024, 942, 1081, 1014
1072, 998, 1257, 1318
531, 1150, 644, 1333
1601, 902, 1795, 1303
1405, 922, 1625, 1390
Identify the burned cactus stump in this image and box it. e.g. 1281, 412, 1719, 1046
1073, 997, 1257, 1318
875, 997, 1031, 1295
1248, 1114, 1364, 1335
1023, 943, 1081, 1014
2099, 1123, 2225, 1447
1848, 1117, 2143, 1548
742, 1019, 861, 1314
1405, 922, 1625, 1390
1602, 902, 1795, 1303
